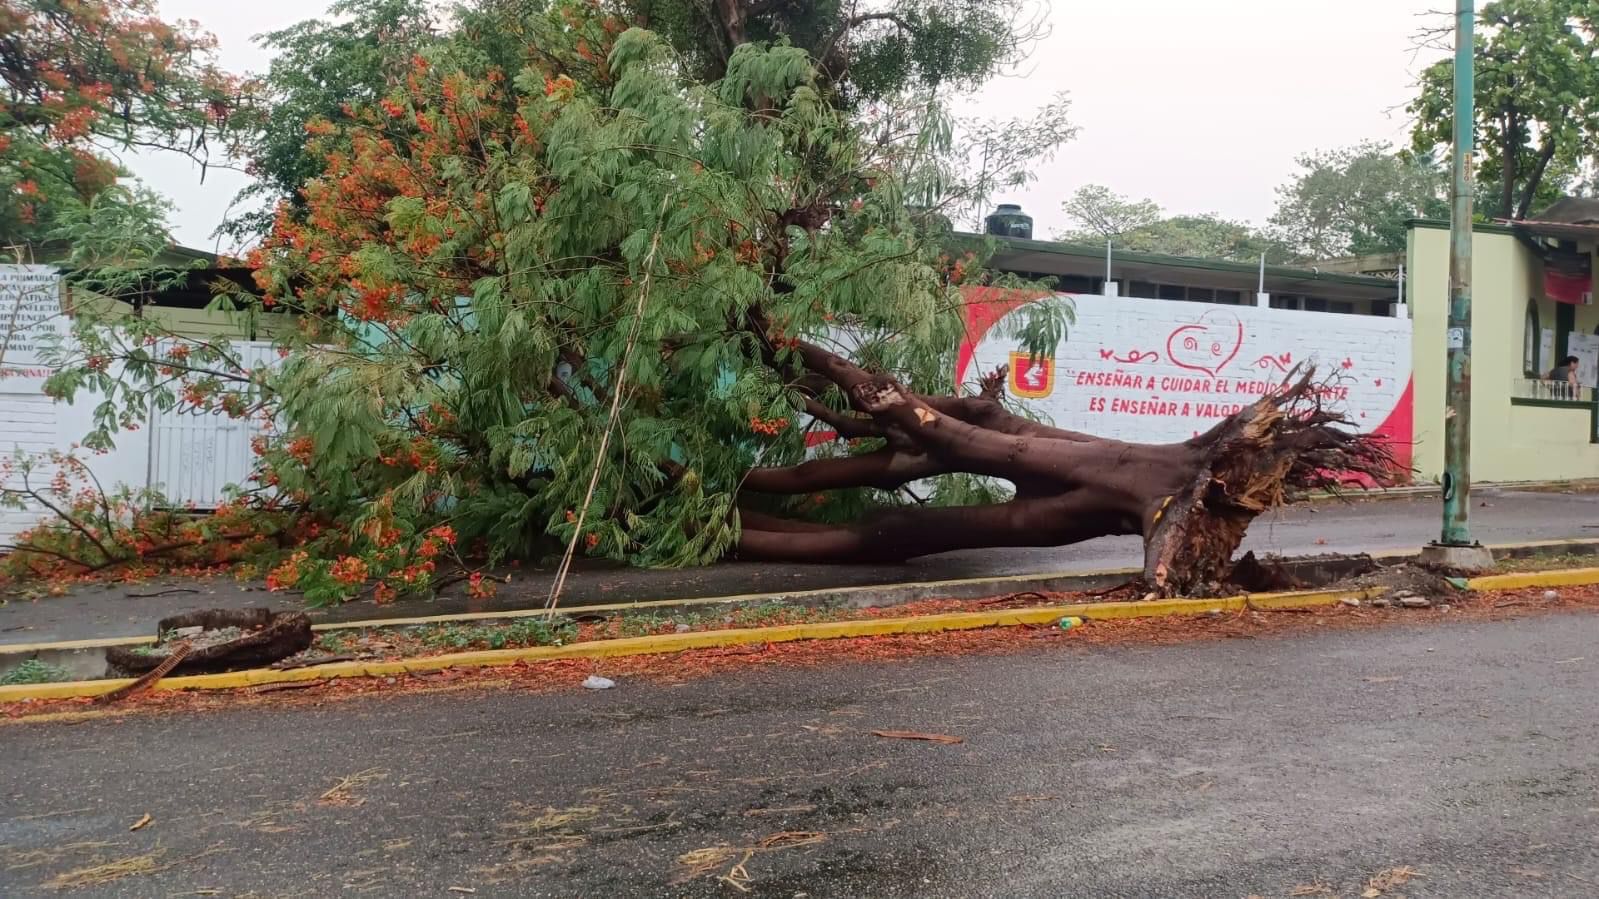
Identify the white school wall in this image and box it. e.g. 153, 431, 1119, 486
964, 292, 1414, 465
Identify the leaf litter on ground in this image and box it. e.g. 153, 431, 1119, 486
42, 850, 168, 889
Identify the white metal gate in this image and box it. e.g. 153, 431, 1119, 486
147, 341, 279, 509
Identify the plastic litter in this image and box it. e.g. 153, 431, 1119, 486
1058, 616, 1082, 630
581, 675, 616, 690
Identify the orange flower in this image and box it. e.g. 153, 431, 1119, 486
330, 556, 370, 585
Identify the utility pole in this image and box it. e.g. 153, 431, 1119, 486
1424, 0, 1494, 570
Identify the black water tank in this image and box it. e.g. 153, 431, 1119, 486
984, 203, 1033, 239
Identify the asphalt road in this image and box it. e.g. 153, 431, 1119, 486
4, 488, 1598, 646
4, 610, 1599, 897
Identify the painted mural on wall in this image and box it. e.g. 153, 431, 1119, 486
958, 288, 1415, 478
0, 265, 63, 388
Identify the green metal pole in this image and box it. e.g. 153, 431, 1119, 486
1441, 0, 1475, 546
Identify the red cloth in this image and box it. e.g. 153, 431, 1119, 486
1545, 268, 1591, 305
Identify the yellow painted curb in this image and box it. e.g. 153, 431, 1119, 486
4, 567, 1598, 706
0, 589, 1382, 704
1466, 567, 1599, 591
8, 538, 1599, 659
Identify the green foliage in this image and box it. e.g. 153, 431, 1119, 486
0, 659, 74, 686
1269, 142, 1448, 260
212, 3, 1068, 588
226, 1, 1050, 241
618, 0, 1038, 101
415, 616, 578, 650
1057, 184, 1289, 263
17, 1, 1069, 600
1409, 0, 1599, 219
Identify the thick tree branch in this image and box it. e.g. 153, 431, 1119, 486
742, 449, 945, 494
802, 396, 886, 440
737, 493, 1119, 564
819, 11, 916, 74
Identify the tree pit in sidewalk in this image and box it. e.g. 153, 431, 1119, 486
104, 608, 313, 677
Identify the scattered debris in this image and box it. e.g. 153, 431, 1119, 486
42, 851, 167, 889
269, 650, 358, 670
1339, 597, 1362, 608
447, 888, 477, 894
2, 841, 117, 872
1363, 865, 1422, 895
870, 730, 963, 744
128, 813, 152, 832
248, 680, 326, 694
581, 675, 616, 690
1290, 882, 1333, 896
1544, 590, 1560, 601
319, 768, 388, 806
676, 831, 829, 890
1328, 563, 1458, 611
123, 588, 199, 598
95, 642, 193, 705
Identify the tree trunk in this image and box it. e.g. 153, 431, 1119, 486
1501, 111, 1518, 220
734, 341, 1396, 596
1516, 137, 1556, 221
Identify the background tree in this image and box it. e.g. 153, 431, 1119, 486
0, 0, 249, 250
1409, 0, 1599, 220
1269, 142, 1448, 260
219, 0, 439, 242
1057, 184, 1288, 262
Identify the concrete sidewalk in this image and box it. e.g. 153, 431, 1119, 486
3, 487, 1597, 646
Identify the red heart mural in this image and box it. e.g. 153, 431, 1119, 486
1165, 310, 1244, 377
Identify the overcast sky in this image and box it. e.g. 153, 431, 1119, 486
140, 0, 1453, 253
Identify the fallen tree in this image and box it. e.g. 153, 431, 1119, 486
27, 6, 1392, 603
736, 338, 1392, 595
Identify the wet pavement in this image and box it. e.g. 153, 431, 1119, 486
3, 609, 1598, 896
